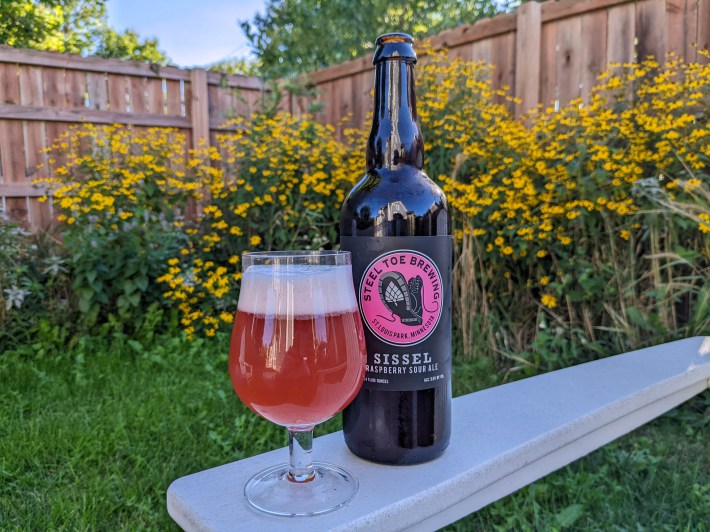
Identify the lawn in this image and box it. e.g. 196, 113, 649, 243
1, 330, 708, 530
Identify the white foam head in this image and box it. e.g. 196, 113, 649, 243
238, 264, 357, 316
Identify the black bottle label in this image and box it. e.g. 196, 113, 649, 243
341, 235, 452, 391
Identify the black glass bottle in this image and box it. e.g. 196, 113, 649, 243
340, 33, 452, 464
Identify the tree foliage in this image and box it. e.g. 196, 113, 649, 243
240, 0, 517, 78
93, 27, 167, 64
0, 0, 168, 64
206, 57, 260, 76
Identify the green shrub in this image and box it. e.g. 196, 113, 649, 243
0, 212, 71, 348
38, 125, 205, 333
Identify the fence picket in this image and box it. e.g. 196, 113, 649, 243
332, 74, 353, 135
129, 76, 149, 114
636, 0, 668, 61
360, 70, 375, 128
539, 21, 558, 111
580, 10, 609, 102
65, 70, 86, 109
166, 79, 183, 117
108, 73, 129, 113
606, 2, 637, 68
20, 66, 47, 178
471, 38, 493, 66
665, 0, 686, 58
492, 31, 516, 112
42, 67, 69, 176
148, 77, 165, 115
0, 62, 27, 221
698, 0, 710, 62
556, 16, 584, 107
86, 72, 108, 111
190, 69, 210, 149
515, 1, 542, 117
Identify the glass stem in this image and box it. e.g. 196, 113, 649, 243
288, 428, 315, 483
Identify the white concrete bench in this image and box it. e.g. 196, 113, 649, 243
167, 336, 710, 531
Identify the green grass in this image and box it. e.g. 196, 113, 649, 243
1, 332, 708, 530
1, 332, 250, 530
447, 394, 710, 531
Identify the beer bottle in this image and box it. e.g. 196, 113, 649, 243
340, 33, 452, 464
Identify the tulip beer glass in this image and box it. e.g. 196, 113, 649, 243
229, 250, 366, 516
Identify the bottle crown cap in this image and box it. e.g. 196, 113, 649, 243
373, 33, 416, 64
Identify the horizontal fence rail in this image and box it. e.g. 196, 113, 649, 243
1, 0, 708, 229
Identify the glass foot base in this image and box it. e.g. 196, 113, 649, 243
244, 461, 358, 517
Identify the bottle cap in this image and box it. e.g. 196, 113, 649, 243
373, 33, 416, 64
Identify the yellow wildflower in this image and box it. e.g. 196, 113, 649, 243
541, 294, 558, 309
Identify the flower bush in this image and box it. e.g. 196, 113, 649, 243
38, 125, 207, 330
157, 113, 362, 338
417, 50, 710, 368
27, 49, 710, 372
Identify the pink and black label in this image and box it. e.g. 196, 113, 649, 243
340, 236, 452, 391
360, 250, 442, 346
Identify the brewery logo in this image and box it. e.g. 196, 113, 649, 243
359, 249, 443, 346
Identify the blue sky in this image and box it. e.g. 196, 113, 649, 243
106, 0, 267, 68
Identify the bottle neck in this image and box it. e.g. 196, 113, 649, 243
367, 59, 424, 171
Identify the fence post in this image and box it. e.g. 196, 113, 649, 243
699, 0, 710, 63
515, 0, 542, 118
190, 68, 210, 150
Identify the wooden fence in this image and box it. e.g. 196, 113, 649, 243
303, 0, 709, 130
0, 46, 266, 228
1, 0, 709, 229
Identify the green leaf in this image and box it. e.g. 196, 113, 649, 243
135, 276, 149, 292
554, 503, 584, 527
123, 262, 139, 277
127, 339, 144, 353
565, 289, 585, 303
78, 298, 90, 314
626, 307, 653, 331
123, 279, 136, 295
128, 292, 141, 307
76, 288, 94, 314
117, 295, 129, 314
